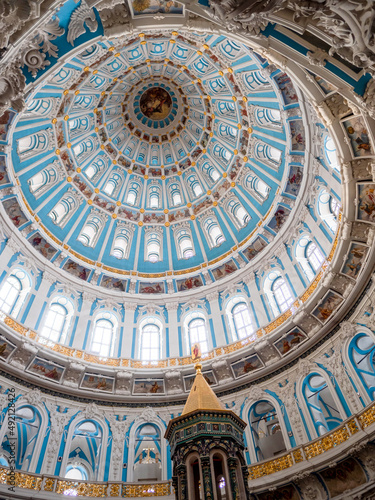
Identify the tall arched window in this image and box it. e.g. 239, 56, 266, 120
324, 135, 339, 171
186, 174, 203, 198
226, 197, 250, 228
89, 312, 117, 358
348, 332, 375, 401
254, 141, 282, 168
111, 224, 133, 259
85, 157, 107, 181
168, 182, 182, 207
201, 161, 220, 183
139, 317, 162, 362
148, 184, 161, 209
185, 312, 209, 355
243, 171, 270, 203
253, 107, 281, 128
202, 215, 225, 248
264, 270, 293, 317
126, 181, 141, 206
103, 171, 122, 197
174, 227, 195, 259
48, 191, 79, 227
295, 235, 325, 282
249, 401, 287, 461
40, 296, 74, 343
77, 212, 105, 247
145, 231, 162, 263
0, 268, 31, 317
302, 373, 343, 436
28, 161, 62, 198
17, 130, 52, 160
226, 297, 255, 341
131, 424, 162, 482
317, 189, 340, 233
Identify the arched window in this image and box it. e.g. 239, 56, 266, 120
72, 137, 96, 162
211, 143, 232, 168
226, 297, 255, 341
17, 130, 52, 160
145, 231, 162, 263
111, 225, 133, 259
295, 235, 325, 282
348, 332, 375, 401
0, 268, 31, 317
2, 406, 41, 471
243, 70, 271, 91
168, 182, 182, 207
103, 172, 122, 197
48, 191, 79, 227
253, 107, 281, 128
28, 162, 62, 198
302, 373, 343, 436
324, 135, 339, 171
174, 227, 195, 259
185, 312, 209, 355
243, 171, 270, 203
65, 420, 103, 481
126, 181, 141, 206
249, 401, 287, 461
148, 184, 161, 209
226, 197, 250, 228
186, 174, 203, 198
85, 157, 106, 181
139, 317, 162, 362
254, 141, 282, 168
89, 312, 118, 358
40, 296, 74, 343
77, 212, 105, 247
264, 270, 293, 317
317, 189, 339, 233
217, 123, 237, 145
132, 424, 162, 482
201, 161, 220, 183
202, 215, 225, 248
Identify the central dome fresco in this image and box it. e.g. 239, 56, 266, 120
8, 32, 306, 296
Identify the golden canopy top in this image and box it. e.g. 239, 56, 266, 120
181, 363, 225, 415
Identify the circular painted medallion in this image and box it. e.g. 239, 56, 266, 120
139, 86, 172, 120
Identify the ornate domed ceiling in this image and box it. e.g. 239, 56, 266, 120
7, 33, 305, 294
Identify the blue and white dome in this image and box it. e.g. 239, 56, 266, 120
8, 34, 306, 294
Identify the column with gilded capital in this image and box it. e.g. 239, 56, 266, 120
206, 292, 226, 348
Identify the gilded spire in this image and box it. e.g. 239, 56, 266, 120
181, 363, 225, 415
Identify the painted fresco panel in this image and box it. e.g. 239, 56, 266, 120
176, 275, 203, 291
0, 336, 16, 361
27, 356, 64, 382
341, 242, 369, 279
28, 232, 58, 260
356, 183, 375, 223
311, 290, 343, 323
231, 354, 263, 379
133, 378, 165, 394
273, 328, 307, 356
211, 259, 237, 281
343, 116, 373, 157
80, 373, 115, 392
3, 197, 28, 228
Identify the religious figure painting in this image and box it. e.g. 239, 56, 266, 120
140, 87, 172, 120
242, 237, 268, 262
0, 155, 10, 185
289, 119, 305, 151
231, 354, 263, 379
356, 183, 375, 223
63, 259, 91, 281
3, 197, 28, 228
343, 116, 373, 157
312, 290, 343, 323
319, 458, 367, 498
273, 328, 307, 356
312, 73, 337, 94
274, 73, 298, 104
80, 373, 114, 392
133, 379, 165, 394
27, 357, 64, 382
176, 275, 203, 291
28, 232, 57, 261
341, 242, 369, 279
285, 166, 303, 196
139, 282, 165, 294
0, 110, 15, 141
100, 275, 127, 292
267, 205, 291, 233
183, 370, 217, 392
131, 0, 183, 16
0, 336, 16, 361
212, 260, 237, 281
